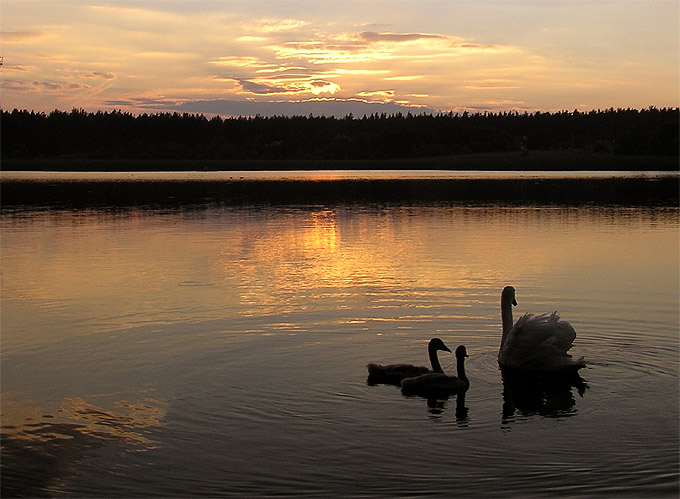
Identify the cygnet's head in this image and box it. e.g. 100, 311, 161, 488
429, 338, 452, 353
455, 345, 469, 359
502, 286, 517, 306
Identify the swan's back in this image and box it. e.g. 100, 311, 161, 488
499, 312, 585, 372
367, 363, 430, 385
400, 372, 468, 397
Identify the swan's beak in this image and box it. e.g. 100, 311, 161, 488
512, 298, 517, 306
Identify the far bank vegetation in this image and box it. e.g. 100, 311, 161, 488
2, 107, 677, 169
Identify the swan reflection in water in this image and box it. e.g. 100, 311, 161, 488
500, 367, 588, 423
423, 391, 469, 422
400, 345, 470, 422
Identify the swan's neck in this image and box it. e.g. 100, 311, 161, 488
500, 298, 514, 350
428, 346, 444, 374
456, 357, 467, 382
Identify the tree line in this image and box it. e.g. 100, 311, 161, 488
2, 107, 677, 161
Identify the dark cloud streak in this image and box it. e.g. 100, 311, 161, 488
4, 79, 93, 92
176, 98, 435, 117
359, 31, 445, 42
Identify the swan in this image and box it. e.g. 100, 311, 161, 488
400, 345, 470, 396
498, 286, 586, 372
367, 338, 451, 386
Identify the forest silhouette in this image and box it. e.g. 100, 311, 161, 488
2, 107, 677, 168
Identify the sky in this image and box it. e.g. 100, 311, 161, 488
1, 0, 678, 117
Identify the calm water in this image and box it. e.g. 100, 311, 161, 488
2, 169, 677, 181
1, 181, 679, 496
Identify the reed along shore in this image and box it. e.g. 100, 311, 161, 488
2, 175, 677, 207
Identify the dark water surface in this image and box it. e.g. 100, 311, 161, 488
1, 175, 678, 496
2, 170, 678, 206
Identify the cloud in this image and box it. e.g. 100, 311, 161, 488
87, 4, 186, 31
384, 75, 423, 81
204, 27, 520, 107
266, 30, 506, 66
270, 39, 380, 64
357, 90, 395, 99
209, 56, 274, 69
175, 98, 435, 117
1, 64, 33, 73
104, 97, 182, 109
256, 18, 310, 33
3, 79, 93, 92
309, 80, 341, 95
319, 68, 390, 77
57, 69, 117, 80
222, 77, 340, 96
465, 80, 521, 90
83, 71, 116, 80
358, 31, 446, 43
238, 79, 292, 95
0, 31, 44, 43
237, 36, 268, 43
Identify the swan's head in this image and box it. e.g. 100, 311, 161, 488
502, 286, 518, 306
455, 345, 469, 359
428, 338, 452, 353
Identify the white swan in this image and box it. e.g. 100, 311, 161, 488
498, 286, 586, 372
400, 345, 470, 396
367, 338, 451, 386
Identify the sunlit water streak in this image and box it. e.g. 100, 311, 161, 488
1, 200, 678, 497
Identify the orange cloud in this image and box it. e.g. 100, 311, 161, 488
224, 77, 340, 96
1, 31, 45, 43
3, 79, 93, 92
357, 89, 395, 100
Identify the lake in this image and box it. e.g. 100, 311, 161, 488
1, 171, 678, 497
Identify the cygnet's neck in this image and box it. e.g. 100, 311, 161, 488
428, 345, 444, 374
456, 356, 467, 382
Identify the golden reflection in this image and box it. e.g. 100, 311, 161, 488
303, 209, 339, 252
62, 396, 166, 445
3, 205, 677, 343
1, 395, 167, 496
2, 395, 167, 448
218, 206, 678, 329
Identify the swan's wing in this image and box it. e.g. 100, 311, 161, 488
509, 312, 576, 352
499, 312, 582, 371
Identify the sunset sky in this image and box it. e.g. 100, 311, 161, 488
2, 0, 678, 117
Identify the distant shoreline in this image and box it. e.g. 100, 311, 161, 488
2, 151, 678, 172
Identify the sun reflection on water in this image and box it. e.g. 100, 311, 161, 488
1, 394, 167, 496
